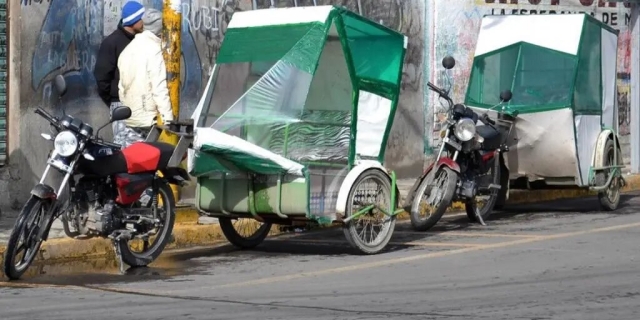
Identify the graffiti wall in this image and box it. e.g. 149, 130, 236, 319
430, 0, 633, 148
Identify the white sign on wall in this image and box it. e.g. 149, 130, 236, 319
476, 0, 633, 29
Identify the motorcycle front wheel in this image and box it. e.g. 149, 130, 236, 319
3, 196, 52, 280
410, 167, 457, 231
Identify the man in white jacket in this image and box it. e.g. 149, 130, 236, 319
117, 8, 174, 147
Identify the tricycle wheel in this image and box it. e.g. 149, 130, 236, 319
410, 167, 456, 231
467, 156, 501, 222
598, 139, 622, 211
219, 218, 272, 249
343, 169, 396, 254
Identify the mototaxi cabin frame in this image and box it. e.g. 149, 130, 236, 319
188, 6, 408, 253
464, 13, 625, 197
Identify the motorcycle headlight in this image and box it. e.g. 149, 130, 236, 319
454, 118, 476, 142
54, 130, 78, 157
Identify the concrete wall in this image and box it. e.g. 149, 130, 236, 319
1, 0, 425, 211
427, 0, 633, 165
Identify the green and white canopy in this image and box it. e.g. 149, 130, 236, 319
466, 13, 618, 120
465, 14, 619, 186
189, 5, 407, 177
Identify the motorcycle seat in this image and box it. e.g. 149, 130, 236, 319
121, 142, 174, 174
476, 125, 501, 151
79, 142, 175, 177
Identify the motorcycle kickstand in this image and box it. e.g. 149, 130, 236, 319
475, 210, 487, 226
111, 238, 126, 275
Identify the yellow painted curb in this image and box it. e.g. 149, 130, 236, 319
175, 206, 199, 224
0, 222, 262, 272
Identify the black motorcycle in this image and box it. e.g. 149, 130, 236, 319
2, 75, 192, 280
406, 56, 517, 231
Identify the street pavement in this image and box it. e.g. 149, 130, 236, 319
2, 192, 640, 319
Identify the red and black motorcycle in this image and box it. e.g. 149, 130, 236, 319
405, 56, 517, 231
2, 75, 192, 280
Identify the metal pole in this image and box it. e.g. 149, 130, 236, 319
630, 4, 640, 173
161, 0, 182, 201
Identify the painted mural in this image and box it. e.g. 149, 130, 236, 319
21, 0, 421, 116
431, 0, 633, 147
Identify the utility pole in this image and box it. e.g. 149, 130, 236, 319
161, 0, 182, 201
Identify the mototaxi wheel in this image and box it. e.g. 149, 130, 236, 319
343, 169, 396, 254
598, 139, 622, 211
219, 218, 272, 249
410, 167, 457, 231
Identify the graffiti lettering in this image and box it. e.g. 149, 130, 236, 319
20, 0, 49, 5
183, 3, 222, 32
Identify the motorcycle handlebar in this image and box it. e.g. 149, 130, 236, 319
35, 107, 123, 149
481, 113, 496, 126
35, 107, 61, 129
97, 140, 122, 149
427, 82, 453, 106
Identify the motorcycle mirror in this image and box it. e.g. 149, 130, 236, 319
110, 106, 132, 122
500, 90, 513, 103
54, 75, 67, 97
442, 56, 456, 70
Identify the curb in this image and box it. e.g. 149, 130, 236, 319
1, 174, 638, 271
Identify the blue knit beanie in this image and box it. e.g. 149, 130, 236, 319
122, 1, 145, 27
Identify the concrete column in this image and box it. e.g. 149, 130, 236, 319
630, 4, 640, 173
7, 0, 20, 159
161, 0, 183, 200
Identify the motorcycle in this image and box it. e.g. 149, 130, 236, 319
406, 56, 517, 231
2, 75, 191, 280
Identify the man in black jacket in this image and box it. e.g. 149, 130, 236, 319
93, 1, 145, 145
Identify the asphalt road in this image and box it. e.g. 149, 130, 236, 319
2, 193, 640, 320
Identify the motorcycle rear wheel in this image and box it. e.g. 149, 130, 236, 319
410, 167, 457, 231
466, 157, 501, 222
3, 196, 51, 280
117, 182, 176, 268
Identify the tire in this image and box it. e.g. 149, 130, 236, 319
493, 156, 509, 210
343, 169, 397, 254
117, 182, 176, 267
3, 196, 50, 280
410, 167, 457, 231
598, 139, 622, 211
466, 157, 501, 222
219, 218, 272, 249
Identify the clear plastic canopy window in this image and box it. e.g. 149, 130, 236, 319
195, 6, 406, 166
465, 42, 577, 112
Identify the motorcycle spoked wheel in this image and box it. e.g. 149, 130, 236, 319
116, 182, 176, 268
3, 196, 51, 280
466, 158, 501, 223
410, 167, 457, 232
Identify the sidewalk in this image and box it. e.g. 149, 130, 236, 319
1, 174, 639, 264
